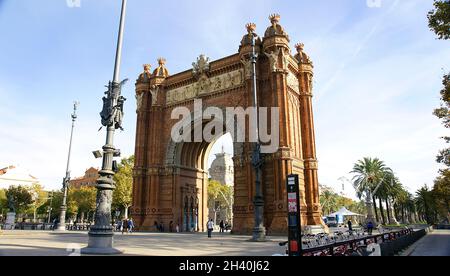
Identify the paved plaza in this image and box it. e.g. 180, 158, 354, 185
0, 231, 286, 256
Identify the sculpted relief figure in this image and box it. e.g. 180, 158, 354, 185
241, 58, 253, 79
308, 75, 314, 91
287, 72, 299, 93
150, 85, 160, 106
198, 75, 211, 94
192, 54, 210, 77
214, 76, 223, 90
232, 71, 243, 86
136, 92, 144, 111
281, 48, 289, 70
265, 48, 280, 72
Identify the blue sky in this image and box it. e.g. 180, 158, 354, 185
0, 0, 448, 198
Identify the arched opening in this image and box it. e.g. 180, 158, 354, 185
175, 132, 236, 232
206, 134, 234, 231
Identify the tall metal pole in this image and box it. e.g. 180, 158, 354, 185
82, 0, 127, 255
56, 101, 79, 231
48, 191, 54, 224
250, 33, 266, 242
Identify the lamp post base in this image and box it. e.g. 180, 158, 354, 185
54, 223, 67, 232
250, 226, 267, 242
81, 232, 123, 255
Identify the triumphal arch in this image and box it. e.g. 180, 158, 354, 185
131, 14, 322, 234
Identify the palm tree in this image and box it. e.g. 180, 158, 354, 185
386, 176, 402, 225
320, 190, 338, 215
416, 185, 434, 224
351, 157, 390, 224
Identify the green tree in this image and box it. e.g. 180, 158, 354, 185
433, 169, 450, 222
208, 180, 233, 224
0, 189, 7, 214
428, 0, 450, 40
351, 157, 391, 223
429, 1, 450, 167
415, 185, 436, 224
319, 185, 367, 220
39, 191, 63, 222
5, 186, 33, 215
27, 183, 47, 222
68, 186, 96, 222
320, 189, 338, 215
433, 73, 450, 167
113, 155, 134, 219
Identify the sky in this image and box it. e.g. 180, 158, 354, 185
0, 0, 448, 199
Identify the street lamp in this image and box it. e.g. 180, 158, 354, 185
249, 30, 266, 242
82, 0, 127, 255
56, 101, 79, 231
47, 191, 54, 224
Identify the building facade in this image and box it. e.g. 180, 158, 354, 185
131, 15, 322, 233
69, 167, 99, 189
209, 149, 234, 186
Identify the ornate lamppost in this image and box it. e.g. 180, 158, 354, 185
249, 29, 266, 242
56, 101, 79, 231
82, 0, 127, 255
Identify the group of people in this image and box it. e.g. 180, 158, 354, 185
207, 219, 231, 238
116, 218, 134, 234
347, 219, 374, 235
218, 220, 230, 233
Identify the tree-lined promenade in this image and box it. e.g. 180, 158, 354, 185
0, 156, 134, 226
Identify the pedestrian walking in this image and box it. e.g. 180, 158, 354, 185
52, 218, 58, 231
176, 224, 180, 233
347, 220, 353, 232
207, 219, 214, 238
219, 220, 224, 233
122, 218, 128, 235
367, 221, 374, 236
128, 218, 134, 234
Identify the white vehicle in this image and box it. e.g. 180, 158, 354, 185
325, 216, 338, 227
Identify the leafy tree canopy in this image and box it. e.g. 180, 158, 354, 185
428, 0, 450, 40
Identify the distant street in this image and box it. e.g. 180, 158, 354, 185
409, 230, 450, 256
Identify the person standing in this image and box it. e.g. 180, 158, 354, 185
367, 221, 374, 236
117, 219, 122, 232
128, 218, 134, 234
207, 219, 214, 238
219, 220, 224, 233
122, 218, 128, 235
347, 220, 353, 233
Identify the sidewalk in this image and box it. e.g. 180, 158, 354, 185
403, 230, 450, 256
0, 230, 286, 256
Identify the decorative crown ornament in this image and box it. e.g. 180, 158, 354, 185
143, 64, 151, 72
295, 42, 312, 65
246, 23, 256, 34
157, 58, 166, 66
295, 43, 305, 53
269, 13, 281, 25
